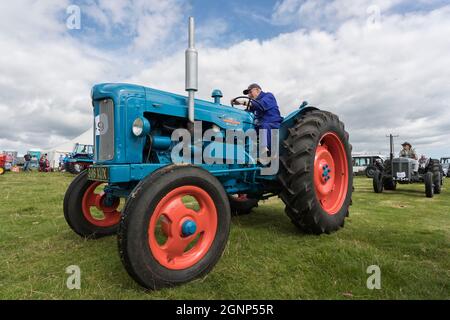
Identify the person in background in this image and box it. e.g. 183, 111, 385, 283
39, 154, 48, 172
399, 142, 418, 160
23, 152, 31, 172
418, 154, 428, 169
59, 154, 65, 171
399, 142, 419, 172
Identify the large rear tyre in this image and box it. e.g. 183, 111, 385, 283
373, 170, 384, 193
278, 110, 352, 234
63, 170, 122, 238
228, 194, 258, 216
424, 172, 434, 198
118, 165, 231, 290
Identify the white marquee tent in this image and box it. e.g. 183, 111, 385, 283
44, 128, 93, 168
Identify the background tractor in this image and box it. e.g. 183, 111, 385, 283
28, 150, 41, 170
64, 18, 353, 290
64, 143, 94, 174
373, 135, 443, 197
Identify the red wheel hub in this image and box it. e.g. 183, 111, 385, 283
148, 186, 218, 270
81, 182, 121, 227
314, 132, 349, 215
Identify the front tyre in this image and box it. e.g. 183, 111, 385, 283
373, 170, 384, 193
63, 170, 122, 238
433, 172, 442, 194
429, 159, 442, 194
424, 172, 434, 198
278, 110, 352, 234
118, 165, 231, 290
383, 176, 397, 190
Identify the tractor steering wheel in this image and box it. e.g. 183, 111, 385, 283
230, 96, 263, 112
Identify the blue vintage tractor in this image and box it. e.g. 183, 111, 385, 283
63, 18, 353, 289
64, 143, 94, 174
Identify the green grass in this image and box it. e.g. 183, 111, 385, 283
0, 172, 449, 299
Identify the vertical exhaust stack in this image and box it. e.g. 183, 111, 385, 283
186, 17, 198, 123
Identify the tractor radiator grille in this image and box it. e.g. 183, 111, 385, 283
393, 158, 412, 179
95, 99, 115, 161
393, 162, 407, 172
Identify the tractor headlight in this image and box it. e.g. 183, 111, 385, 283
132, 117, 150, 137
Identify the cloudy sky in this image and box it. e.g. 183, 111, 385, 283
0, 0, 449, 157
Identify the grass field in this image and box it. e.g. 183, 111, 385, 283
0, 172, 449, 300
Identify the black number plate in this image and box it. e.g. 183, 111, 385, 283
88, 166, 109, 182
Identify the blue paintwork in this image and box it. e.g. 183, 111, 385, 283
152, 136, 172, 150
90, 83, 318, 198
65, 157, 94, 164
211, 89, 223, 104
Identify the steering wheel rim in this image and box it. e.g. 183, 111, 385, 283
230, 96, 263, 111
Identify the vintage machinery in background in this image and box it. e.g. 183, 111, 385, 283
352, 153, 386, 178
64, 143, 94, 174
373, 134, 443, 197
440, 157, 450, 177
0, 154, 6, 175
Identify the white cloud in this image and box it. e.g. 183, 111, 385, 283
272, 0, 403, 27
0, 0, 185, 153
197, 18, 229, 46
82, 0, 188, 61
132, 5, 450, 157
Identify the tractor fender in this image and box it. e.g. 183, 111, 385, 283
279, 106, 320, 142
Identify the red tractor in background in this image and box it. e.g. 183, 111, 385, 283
0, 154, 6, 175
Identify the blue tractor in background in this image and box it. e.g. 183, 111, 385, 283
64, 18, 353, 290
64, 143, 94, 174
28, 150, 41, 170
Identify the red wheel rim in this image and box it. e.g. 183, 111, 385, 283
148, 186, 218, 270
314, 132, 349, 215
81, 182, 121, 227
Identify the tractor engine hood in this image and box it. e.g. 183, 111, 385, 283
91, 83, 255, 130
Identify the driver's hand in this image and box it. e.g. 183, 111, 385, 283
231, 99, 242, 106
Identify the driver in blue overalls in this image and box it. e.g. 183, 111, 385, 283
231, 83, 283, 154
